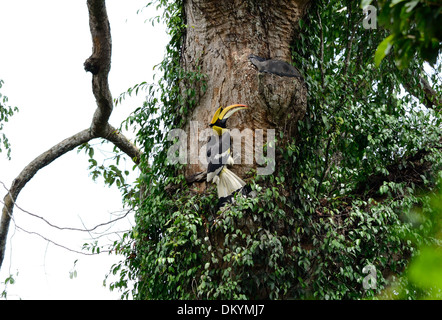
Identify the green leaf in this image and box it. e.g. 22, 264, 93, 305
360, 0, 373, 9
405, 0, 419, 12
379, 184, 389, 195
375, 35, 395, 67
408, 246, 442, 291
390, 0, 407, 6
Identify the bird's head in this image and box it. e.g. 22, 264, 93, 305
209, 104, 248, 134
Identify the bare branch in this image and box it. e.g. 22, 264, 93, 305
1, 129, 94, 267
84, 0, 113, 136
0, 183, 132, 233
0, 0, 142, 270
15, 225, 104, 256
83, 0, 141, 161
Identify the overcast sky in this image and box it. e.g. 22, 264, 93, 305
0, 1, 167, 299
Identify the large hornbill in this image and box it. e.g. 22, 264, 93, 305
207, 104, 248, 207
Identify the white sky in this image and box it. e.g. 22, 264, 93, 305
0, 1, 167, 299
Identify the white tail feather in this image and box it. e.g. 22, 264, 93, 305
217, 168, 246, 198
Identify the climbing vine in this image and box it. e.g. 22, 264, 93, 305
0, 79, 19, 160
105, 0, 442, 300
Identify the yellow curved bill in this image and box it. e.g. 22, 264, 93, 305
219, 104, 248, 120
210, 106, 223, 125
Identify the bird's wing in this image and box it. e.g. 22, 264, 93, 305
207, 132, 232, 182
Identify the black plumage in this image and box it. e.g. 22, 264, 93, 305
206, 131, 232, 179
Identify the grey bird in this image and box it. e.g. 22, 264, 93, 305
248, 54, 303, 79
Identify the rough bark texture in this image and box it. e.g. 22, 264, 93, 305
182, 0, 310, 184
84, 0, 113, 135
0, 0, 140, 270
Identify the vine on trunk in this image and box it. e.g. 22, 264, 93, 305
107, 0, 442, 300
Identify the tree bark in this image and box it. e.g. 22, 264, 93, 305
0, 0, 140, 270
84, 0, 114, 136
182, 0, 310, 181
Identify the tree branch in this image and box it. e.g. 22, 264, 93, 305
0, 183, 132, 233
0, 129, 94, 267
83, 0, 141, 162
0, 0, 142, 270
101, 124, 140, 164
84, 0, 113, 136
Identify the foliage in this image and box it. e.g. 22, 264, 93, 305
378, 178, 442, 299
0, 79, 19, 160
105, 0, 442, 300
1, 271, 18, 299
288, 0, 442, 299
77, 141, 133, 199
103, 0, 210, 299
362, 0, 442, 68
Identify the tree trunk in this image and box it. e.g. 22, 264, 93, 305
182, 0, 310, 183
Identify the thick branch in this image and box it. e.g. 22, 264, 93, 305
0, 0, 142, 271
84, 0, 113, 136
0, 123, 141, 269
83, 1, 141, 162
0, 129, 94, 267
101, 124, 141, 164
